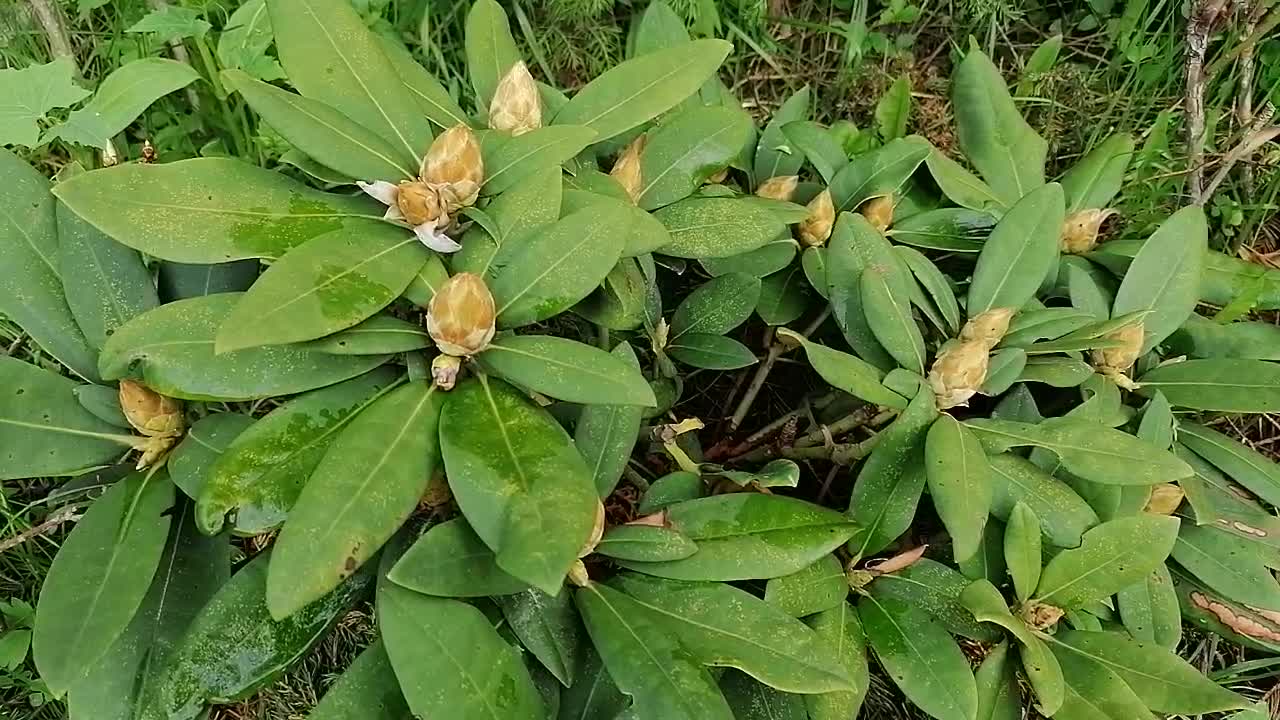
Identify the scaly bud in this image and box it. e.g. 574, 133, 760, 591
859, 194, 894, 232
426, 273, 496, 357
431, 354, 462, 391
797, 189, 835, 247
579, 500, 606, 558
119, 379, 184, 437
1145, 484, 1185, 515
927, 340, 989, 410
1090, 321, 1145, 389
489, 62, 542, 136
1060, 208, 1117, 254
755, 175, 798, 202
1021, 600, 1064, 631
396, 180, 444, 227
610, 134, 647, 204
421, 124, 484, 196
959, 307, 1015, 350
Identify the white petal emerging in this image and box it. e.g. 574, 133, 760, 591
383, 204, 404, 221
357, 180, 399, 207
413, 222, 462, 253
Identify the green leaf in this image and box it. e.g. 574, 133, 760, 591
563, 189, 670, 258
168, 412, 253, 499
859, 595, 977, 720
1111, 206, 1207, 353
496, 588, 583, 687
924, 148, 1005, 212
987, 453, 1098, 548
224, 69, 416, 180
957, 580, 1064, 714
378, 36, 467, 131
556, 40, 732, 143
574, 583, 732, 720
671, 272, 761, 339
1005, 502, 1042, 603
126, 5, 209, 42
886, 207, 993, 253
479, 335, 655, 406
847, 389, 937, 558
615, 494, 857, 581
595, 525, 698, 562
1033, 515, 1179, 609
217, 0, 274, 73
1017, 357, 1094, 387
779, 329, 907, 409
378, 584, 543, 720
804, 603, 869, 720
309, 640, 409, 720
0, 151, 98, 380
557, 643, 626, 720
464, 0, 521, 109
974, 642, 1020, 720
827, 136, 931, 211
266, 382, 441, 619
861, 264, 926, 374
755, 266, 808, 326
1178, 422, 1280, 507
1115, 564, 1181, 650
58, 203, 158, 351
959, 520, 1008, 584
655, 197, 787, 259
1168, 314, 1280, 361
482, 126, 598, 195
869, 558, 1001, 642
0, 58, 89, 146
875, 76, 912, 141
896, 245, 961, 333
490, 204, 627, 328
574, 257, 654, 331
981, 348, 1027, 396
388, 517, 528, 597
720, 670, 806, 719
43, 59, 199, 149
925, 415, 993, 561
268, 0, 433, 160
441, 378, 598, 594
54, 158, 383, 263
1061, 133, 1133, 213
157, 260, 258, 301
638, 471, 704, 514
612, 574, 853, 693
1001, 307, 1094, 347
802, 246, 829, 298
967, 183, 1065, 315
1138, 359, 1280, 413
1173, 523, 1280, 611
1049, 641, 1155, 720
952, 48, 1047, 205
100, 294, 387, 401
1050, 629, 1248, 714
754, 86, 810, 182
73, 384, 130, 429
764, 555, 847, 618
0, 357, 130, 480
302, 314, 432, 355
638, 106, 753, 209
574, 342, 646, 496
782, 121, 848, 184
33, 472, 173, 697
668, 333, 757, 369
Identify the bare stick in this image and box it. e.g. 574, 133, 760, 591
1186, 0, 1228, 202
0, 505, 83, 555
727, 307, 832, 432
1238, 3, 1259, 196
25, 0, 74, 64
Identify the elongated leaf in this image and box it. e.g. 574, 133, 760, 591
615, 494, 857, 581
72, 384, 130, 429
33, 472, 174, 697
925, 414, 993, 561
1050, 629, 1248, 714
719, 670, 806, 719
100, 294, 388, 401
859, 595, 977, 720
43, 58, 200, 149
779, 329, 907, 409
803, 603, 869, 720
574, 257, 654, 332
595, 525, 696, 562
655, 197, 786, 259
1111, 206, 1206, 353
754, 86, 810, 181
671, 272, 760, 339
974, 642, 1020, 720
1178, 422, 1280, 508
987, 453, 1098, 548
924, 149, 1004, 212
441, 378, 597, 594
0, 357, 130, 480
267, 382, 441, 619
310, 640, 409, 720
217, 227, 427, 352
1033, 515, 1179, 609
157, 260, 258, 301
638, 106, 753, 209
378, 36, 467, 131
1138, 359, 1280, 413
388, 517, 528, 597
869, 558, 1000, 642
1168, 314, 1280, 361
756, 266, 808, 326
887, 207, 992, 253
959, 520, 1008, 584
217, 0, 273, 71
54, 158, 383, 263
896, 245, 961, 333
1115, 564, 1180, 650
464, 0, 521, 109
828, 136, 931, 211
1050, 642, 1155, 720
967, 183, 1065, 315
480, 335, 654, 406
574, 583, 732, 720
482, 126, 597, 194
556, 643, 626, 720
702, 240, 797, 278
782, 121, 848, 183
0, 150, 98, 380
958, 579, 1064, 714
574, 342, 646, 496
764, 555, 847, 618
876, 76, 912, 141
1173, 523, 1280, 610
58, 202, 158, 351
224, 69, 416, 180
1005, 503, 1042, 603
268, 0, 432, 159
302, 314, 431, 355
496, 588, 583, 687
861, 264, 926, 374
952, 48, 1047, 205
1061, 133, 1133, 212
167, 412, 253, 499
668, 333, 757, 369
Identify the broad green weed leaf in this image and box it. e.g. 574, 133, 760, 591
764, 555, 847, 618
0, 58, 89, 146
1033, 515, 1179, 609
388, 517, 529, 597
952, 48, 1047, 205
655, 197, 787, 258
1005, 503, 1042, 603
480, 335, 655, 406
987, 453, 1098, 548
1111, 206, 1207, 353
464, 0, 522, 109
58, 203, 158, 351
1138, 359, 1280, 413
859, 595, 977, 720
925, 415, 993, 561
875, 76, 912, 141
309, 640, 409, 720
43, 59, 200, 149
638, 106, 753, 209
967, 183, 1064, 315
126, 6, 209, 42
1060, 133, 1134, 212
217, 0, 274, 73
1115, 565, 1181, 650
496, 589, 583, 687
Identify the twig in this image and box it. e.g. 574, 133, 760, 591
1237, 3, 1261, 196
1201, 120, 1280, 204
726, 307, 832, 433
773, 434, 882, 465
710, 391, 838, 460
25, 0, 74, 65
0, 505, 84, 554
731, 406, 897, 464
1204, 5, 1280, 82
1186, 0, 1229, 202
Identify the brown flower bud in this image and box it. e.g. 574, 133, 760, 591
859, 193, 894, 232
1090, 322, 1145, 375
426, 273, 496, 357
959, 307, 1015, 350
431, 354, 462, 391
610, 134, 647, 204
706, 167, 729, 184
579, 500, 606, 558
1145, 484, 1185, 515
1060, 209, 1117, 254
489, 62, 542, 136
1021, 600, 1064, 631
756, 175, 798, 202
119, 379, 184, 438
421, 124, 484, 191
927, 340, 989, 410
397, 180, 444, 226
797, 189, 835, 247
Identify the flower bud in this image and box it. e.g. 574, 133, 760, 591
797, 189, 835, 247
489, 62, 542, 136
927, 340, 989, 410
1145, 484, 1185, 515
859, 194, 894, 232
426, 273, 496, 357
756, 175, 798, 202
1060, 208, 1117, 254
1090, 322, 1145, 374
1021, 600, 1064, 631
959, 307, 1015, 350
119, 379, 184, 437
431, 354, 462, 391
610, 134, 647, 204
706, 167, 729, 184
397, 180, 444, 227
579, 500, 606, 558
421, 124, 484, 192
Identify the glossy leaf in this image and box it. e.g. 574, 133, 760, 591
952, 48, 1047, 204
1033, 515, 1179, 609
389, 517, 528, 597
987, 453, 1098, 548
1111, 206, 1207, 353
859, 595, 977, 720
480, 335, 654, 406
638, 106, 753, 209
967, 183, 1065, 315
764, 555, 847, 618
655, 197, 787, 259
638, 471, 704, 514
1138, 359, 1280, 413
780, 329, 907, 409
887, 207, 993, 253
496, 589, 583, 687
1115, 564, 1181, 650
1005, 502, 1042, 603
594, 525, 697, 562
925, 414, 993, 561
72, 384, 130, 429
58, 203, 158, 351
